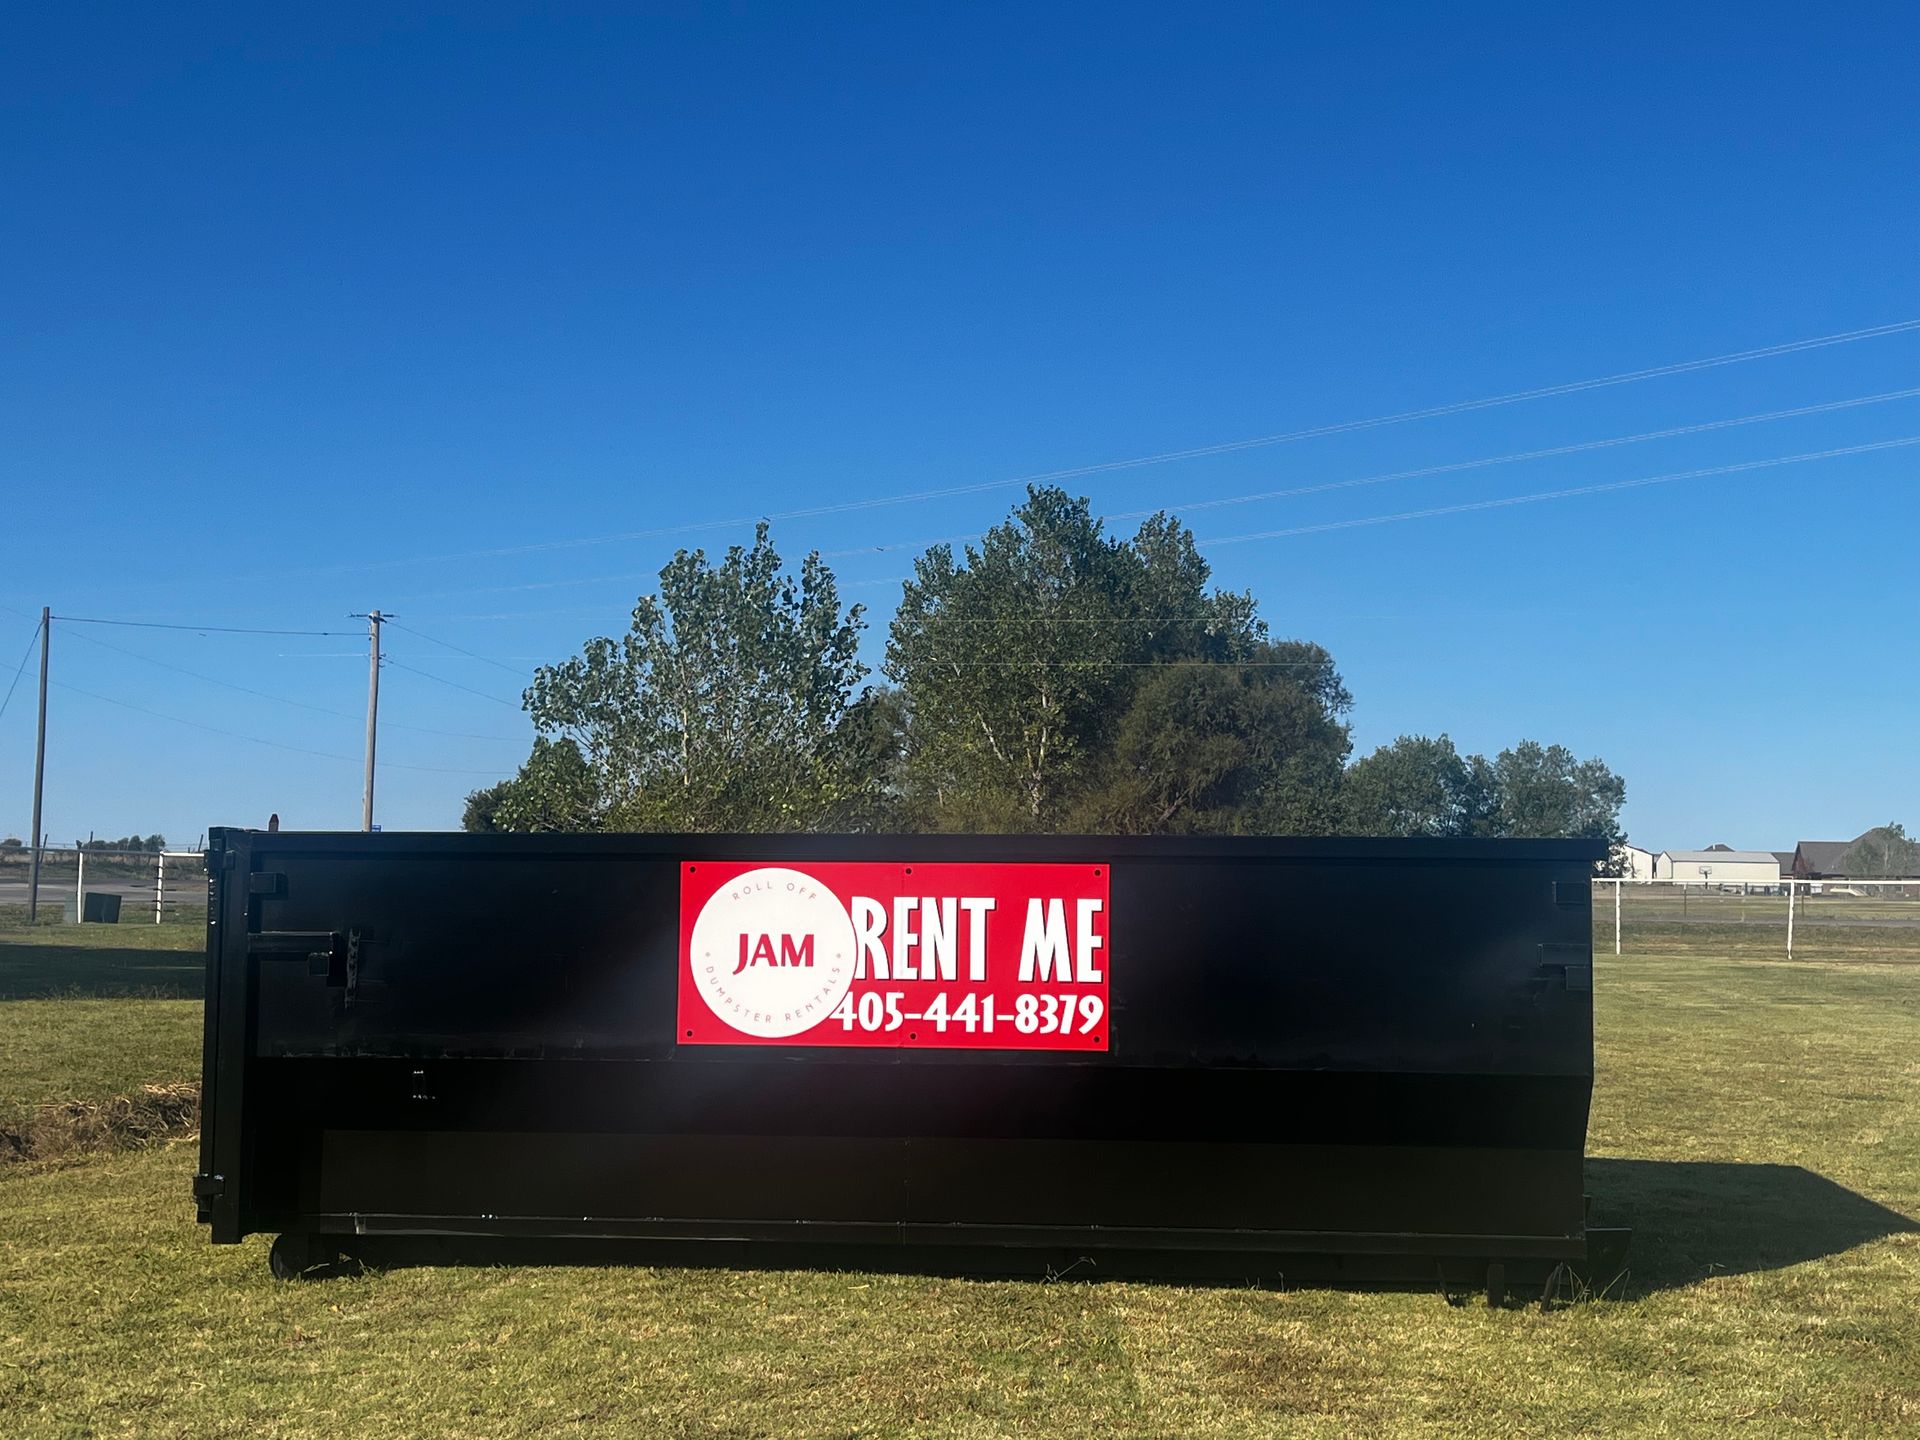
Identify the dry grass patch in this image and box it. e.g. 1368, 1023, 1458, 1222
1, 1080, 199, 1164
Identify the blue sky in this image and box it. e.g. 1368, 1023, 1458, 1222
3, 2, 1916, 850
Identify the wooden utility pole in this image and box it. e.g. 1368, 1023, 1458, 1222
359, 610, 385, 831
26, 607, 48, 922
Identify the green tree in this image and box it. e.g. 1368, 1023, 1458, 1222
461, 780, 514, 834
1483, 741, 1625, 845
1842, 823, 1918, 878
888, 489, 1145, 827
518, 524, 875, 832
86, 834, 167, 852
1342, 736, 1622, 848
1069, 645, 1351, 834
461, 737, 601, 833
1340, 734, 1496, 837
831, 685, 911, 831
1127, 513, 1265, 664
886, 487, 1289, 830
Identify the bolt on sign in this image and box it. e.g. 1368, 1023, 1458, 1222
678, 861, 1110, 1050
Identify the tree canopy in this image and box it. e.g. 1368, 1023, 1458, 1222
85, 834, 168, 852
505, 523, 876, 833
1842, 823, 1919, 878
1067, 643, 1351, 835
1341, 734, 1624, 846
461, 738, 600, 834
1340, 735, 1495, 838
465, 486, 1624, 845
1483, 741, 1626, 845
883, 489, 1342, 831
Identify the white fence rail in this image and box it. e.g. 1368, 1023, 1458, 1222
1595, 875, 1920, 959
0, 846, 208, 924
8, 846, 1916, 958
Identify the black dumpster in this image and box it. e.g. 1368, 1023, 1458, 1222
195, 828, 1606, 1289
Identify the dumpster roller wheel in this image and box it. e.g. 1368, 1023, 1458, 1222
269, 1232, 336, 1281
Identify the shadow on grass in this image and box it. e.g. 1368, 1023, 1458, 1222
266, 1160, 1918, 1294
0, 945, 204, 1000
1585, 1157, 1918, 1295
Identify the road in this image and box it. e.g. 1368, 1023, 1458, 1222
0, 871, 206, 918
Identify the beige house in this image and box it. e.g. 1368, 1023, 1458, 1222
1657, 849, 1781, 889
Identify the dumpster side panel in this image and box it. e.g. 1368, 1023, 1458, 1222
202, 831, 1599, 1275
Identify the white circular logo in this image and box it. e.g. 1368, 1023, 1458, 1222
689, 866, 855, 1038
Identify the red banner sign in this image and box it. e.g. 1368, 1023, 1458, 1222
677, 860, 1110, 1051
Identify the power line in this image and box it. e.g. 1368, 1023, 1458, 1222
48, 679, 506, 774
54, 615, 359, 637
1194, 435, 1920, 547
395, 720, 525, 742
384, 619, 532, 678
1104, 386, 1920, 526
391, 607, 611, 624
805, 432, 1920, 573
0, 622, 40, 723
385, 657, 525, 708
392, 384, 1920, 605
60, 624, 527, 743
250, 314, 1920, 581
397, 568, 660, 604
275, 647, 554, 661
63, 625, 358, 719
817, 387, 1920, 561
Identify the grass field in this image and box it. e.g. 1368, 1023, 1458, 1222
0, 920, 207, 999
0, 924, 205, 1165
1, 920, 1916, 1438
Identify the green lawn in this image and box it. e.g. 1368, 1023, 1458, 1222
0, 923, 1916, 1438
0, 922, 205, 1115
0, 998, 201, 1109
0, 920, 205, 999
0, 924, 204, 1161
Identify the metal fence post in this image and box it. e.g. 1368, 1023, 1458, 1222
154, 851, 165, 925
1614, 877, 1622, 956
1786, 879, 1796, 959
75, 846, 85, 923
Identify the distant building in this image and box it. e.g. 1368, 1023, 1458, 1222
1618, 843, 1657, 881
1770, 851, 1796, 879
1791, 840, 1851, 878
1658, 849, 1781, 889
1840, 826, 1920, 878
1793, 829, 1920, 882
